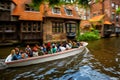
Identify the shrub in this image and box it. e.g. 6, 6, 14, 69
76, 30, 100, 41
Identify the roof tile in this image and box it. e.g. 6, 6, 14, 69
12, 0, 80, 21
12, 0, 43, 21
44, 4, 80, 20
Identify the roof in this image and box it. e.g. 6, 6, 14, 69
12, 0, 43, 21
104, 21, 112, 25
44, 4, 80, 20
12, 0, 80, 21
89, 15, 104, 22
80, 20, 91, 29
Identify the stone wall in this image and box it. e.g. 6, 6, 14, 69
43, 18, 67, 43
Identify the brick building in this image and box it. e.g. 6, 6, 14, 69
0, 0, 80, 44
90, 0, 120, 37
43, 4, 80, 43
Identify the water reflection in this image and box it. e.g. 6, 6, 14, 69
0, 37, 120, 80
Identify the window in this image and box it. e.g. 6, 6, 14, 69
111, 2, 115, 8
0, 2, 10, 10
25, 4, 39, 11
0, 2, 5, 9
21, 22, 41, 32
115, 4, 119, 10
111, 13, 115, 21
52, 7, 61, 14
6, 3, 10, 9
33, 22, 37, 31
38, 23, 41, 31
65, 8, 72, 16
4, 24, 15, 32
28, 23, 32, 31
116, 15, 119, 22
52, 22, 63, 33
66, 23, 76, 33
22, 23, 27, 32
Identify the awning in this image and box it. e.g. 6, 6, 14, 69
89, 15, 104, 22
104, 21, 112, 25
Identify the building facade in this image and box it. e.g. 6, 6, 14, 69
0, 0, 80, 44
43, 4, 80, 43
90, 0, 120, 37
11, 0, 44, 43
0, 0, 17, 41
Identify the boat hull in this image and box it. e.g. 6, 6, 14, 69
5, 42, 88, 68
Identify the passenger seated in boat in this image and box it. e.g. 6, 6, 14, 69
80, 42, 83, 46
66, 42, 72, 50
47, 46, 53, 54
72, 41, 78, 48
25, 49, 33, 57
51, 45, 57, 53
68, 40, 72, 48
59, 43, 66, 51
32, 44, 39, 57
32, 44, 41, 56
54, 43, 58, 50
5, 49, 16, 62
76, 41, 83, 47
14, 47, 22, 59
56, 43, 61, 52
41, 43, 47, 54
25, 45, 32, 52
25, 45, 33, 57
46, 42, 51, 53
20, 51, 28, 59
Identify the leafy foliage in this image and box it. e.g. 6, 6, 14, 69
32, 0, 90, 6
76, 30, 100, 41
78, 0, 90, 8
116, 7, 120, 14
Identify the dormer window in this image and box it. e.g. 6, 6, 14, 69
66, 9, 72, 16
111, 2, 115, 8
52, 7, 61, 14
116, 15, 119, 22
25, 4, 39, 11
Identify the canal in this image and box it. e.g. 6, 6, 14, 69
0, 37, 120, 80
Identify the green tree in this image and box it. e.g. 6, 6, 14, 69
32, 0, 101, 6
116, 7, 120, 14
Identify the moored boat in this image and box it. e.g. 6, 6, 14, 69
1, 42, 88, 68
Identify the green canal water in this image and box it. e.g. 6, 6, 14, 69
0, 37, 120, 80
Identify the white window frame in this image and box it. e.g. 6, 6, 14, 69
65, 8, 73, 16
52, 7, 61, 14
111, 2, 115, 8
